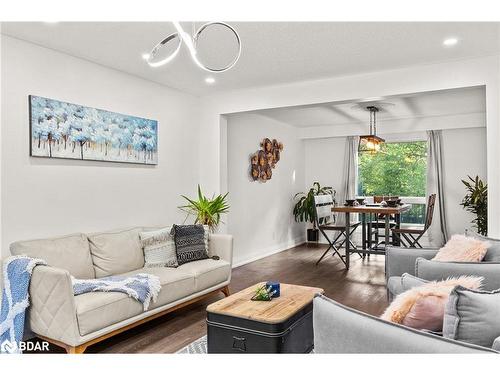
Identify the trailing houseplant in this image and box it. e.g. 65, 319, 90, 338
179, 185, 230, 232
460, 175, 488, 236
293, 182, 335, 242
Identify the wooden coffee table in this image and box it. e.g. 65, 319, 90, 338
206, 283, 324, 353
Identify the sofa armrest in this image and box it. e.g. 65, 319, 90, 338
385, 246, 439, 281
415, 258, 500, 291
313, 294, 495, 353
493, 336, 500, 352
209, 234, 233, 266
28, 265, 80, 346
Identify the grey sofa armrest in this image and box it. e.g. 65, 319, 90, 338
313, 294, 496, 353
28, 265, 80, 346
385, 246, 439, 281
493, 336, 500, 352
415, 258, 500, 291
208, 234, 233, 266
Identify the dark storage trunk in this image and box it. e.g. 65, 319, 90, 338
207, 302, 314, 353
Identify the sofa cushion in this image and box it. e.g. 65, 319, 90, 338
75, 267, 196, 336
10, 233, 94, 279
415, 257, 500, 291
387, 274, 428, 299
387, 276, 404, 298
401, 273, 428, 290
178, 258, 231, 292
88, 227, 145, 277
443, 286, 500, 348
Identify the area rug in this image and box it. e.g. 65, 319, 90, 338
176, 335, 315, 354
177, 335, 207, 354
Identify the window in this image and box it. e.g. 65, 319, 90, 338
357, 141, 427, 224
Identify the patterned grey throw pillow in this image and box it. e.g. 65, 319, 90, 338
140, 227, 178, 268
172, 224, 209, 265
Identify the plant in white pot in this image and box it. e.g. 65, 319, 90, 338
293, 182, 335, 242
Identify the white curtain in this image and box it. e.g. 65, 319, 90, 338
338, 136, 359, 225
426, 130, 449, 246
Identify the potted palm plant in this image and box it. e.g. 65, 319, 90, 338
293, 182, 334, 242
179, 185, 230, 232
460, 175, 488, 235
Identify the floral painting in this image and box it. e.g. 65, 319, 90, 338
29, 95, 158, 164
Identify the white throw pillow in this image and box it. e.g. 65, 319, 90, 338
140, 227, 178, 268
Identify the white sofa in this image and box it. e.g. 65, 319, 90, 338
10, 226, 233, 353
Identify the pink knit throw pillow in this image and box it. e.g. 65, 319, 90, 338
381, 276, 483, 331
432, 234, 489, 262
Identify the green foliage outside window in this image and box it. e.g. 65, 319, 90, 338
358, 141, 428, 224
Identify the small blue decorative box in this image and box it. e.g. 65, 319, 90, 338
266, 281, 280, 298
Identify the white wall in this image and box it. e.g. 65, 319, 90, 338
199, 56, 500, 236
304, 137, 346, 199
226, 113, 305, 266
442, 127, 487, 235
0, 36, 201, 255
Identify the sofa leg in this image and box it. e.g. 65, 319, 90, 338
66, 344, 87, 354
221, 285, 230, 297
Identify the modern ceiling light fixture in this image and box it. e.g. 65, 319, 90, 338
145, 21, 241, 73
358, 106, 385, 153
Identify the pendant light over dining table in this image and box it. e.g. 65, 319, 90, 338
358, 105, 385, 153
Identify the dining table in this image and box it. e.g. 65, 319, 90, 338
332, 203, 412, 269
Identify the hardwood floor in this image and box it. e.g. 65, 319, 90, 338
34, 243, 389, 354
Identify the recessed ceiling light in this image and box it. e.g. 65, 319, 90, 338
141, 53, 150, 61
205, 77, 215, 85
443, 37, 459, 47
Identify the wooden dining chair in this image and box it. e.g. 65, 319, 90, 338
313, 195, 361, 266
368, 196, 399, 247
391, 194, 436, 248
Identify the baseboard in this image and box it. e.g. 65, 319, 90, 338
232, 237, 306, 268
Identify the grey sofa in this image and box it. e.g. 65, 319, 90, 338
313, 294, 499, 353
386, 244, 500, 299
9, 226, 233, 353
313, 234, 500, 353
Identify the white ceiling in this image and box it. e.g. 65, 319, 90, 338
253, 86, 486, 128
1, 22, 500, 96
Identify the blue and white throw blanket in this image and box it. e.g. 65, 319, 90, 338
1, 256, 47, 354
72, 274, 161, 311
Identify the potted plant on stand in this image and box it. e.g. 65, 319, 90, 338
293, 182, 335, 242
460, 175, 488, 236
179, 185, 230, 232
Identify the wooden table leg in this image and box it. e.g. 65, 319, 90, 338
394, 213, 401, 246
345, 212, 350, 269
384, 215, 390, 249
361, 213, 366, 251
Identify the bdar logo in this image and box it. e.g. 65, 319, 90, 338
1, 340, 18, 354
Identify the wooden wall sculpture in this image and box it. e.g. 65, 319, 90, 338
250, 138, 284, 182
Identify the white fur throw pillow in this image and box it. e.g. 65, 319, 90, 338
432, 234, 489, 262
381, 276, 483, 332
